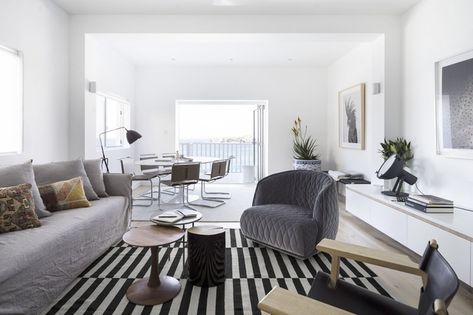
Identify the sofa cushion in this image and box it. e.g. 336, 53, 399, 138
0, 160, 50, 218
38, 177, 91, 211
34, 160, 99, 201
0, 196, 128, 314
83, 159, 108, 197
240, 204, 318, 258
0, 183, 41, 233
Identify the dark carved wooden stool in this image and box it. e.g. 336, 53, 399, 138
187, 226, 226, 287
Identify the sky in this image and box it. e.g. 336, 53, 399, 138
177, 104, 256, 141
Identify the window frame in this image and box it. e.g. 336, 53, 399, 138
0, 44, 24, 156
96, 92, 131, 150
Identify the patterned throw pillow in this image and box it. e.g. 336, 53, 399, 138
0, 183, 41, 233
39, 177, 91, 211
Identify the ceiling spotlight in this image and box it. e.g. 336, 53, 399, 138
171, 58, 176, 61
288, 58, 293, 62
229, 58, 234, 61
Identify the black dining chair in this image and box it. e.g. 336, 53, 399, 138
200, 157, 233, 200
160, 162, 201, 210
189, 159, 227, 208
139, 154, 175, 205
120, 157, 159, 207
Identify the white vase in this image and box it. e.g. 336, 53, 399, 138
293, 159, 322, 171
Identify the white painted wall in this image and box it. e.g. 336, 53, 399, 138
84, 36, 136, 172
135, 66, 326, 174
401, 0, 473, 208
0, 0, 69, 164
326, 37, 386, 182
68, 15, 402, 168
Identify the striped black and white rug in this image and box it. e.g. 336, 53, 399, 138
46, 229, 392, 315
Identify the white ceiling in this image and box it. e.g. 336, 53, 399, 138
53, 0, 421, 15
91, 33, 381, 67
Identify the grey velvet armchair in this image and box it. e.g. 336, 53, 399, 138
240, 170, 339, 259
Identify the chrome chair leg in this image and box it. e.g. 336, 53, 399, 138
201, 181, 231, 199
188, 182, 225, 208
183, 186, 198, 211
133, 179, 154, 207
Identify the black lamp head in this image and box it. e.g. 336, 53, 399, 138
376, 154, 417, 197
376, 154, 404, 180
125, 129, 142, 144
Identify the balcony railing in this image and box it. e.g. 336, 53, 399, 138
179, 142, 254, 173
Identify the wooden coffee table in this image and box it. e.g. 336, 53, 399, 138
122, 225, 185, 305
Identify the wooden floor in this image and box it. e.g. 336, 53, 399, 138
131, 188, 473, 314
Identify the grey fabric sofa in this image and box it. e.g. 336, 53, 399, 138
0, 173, 132, 315
240, 170, 339, 259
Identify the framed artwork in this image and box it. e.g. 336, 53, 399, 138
436, 50, 473, 159
339, 83, 365, 150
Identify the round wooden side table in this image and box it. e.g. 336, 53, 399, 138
187, 225, 226, 287
122, 225, 185, 305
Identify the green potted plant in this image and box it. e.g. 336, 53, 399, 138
291, 117, 321, 171
379, 137, 414, 163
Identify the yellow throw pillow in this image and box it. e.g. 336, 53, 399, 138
39, 177, 91, 211
0, 183, 41, 233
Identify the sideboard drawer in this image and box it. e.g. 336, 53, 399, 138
346, 189, 371, 223
370, 202, 407, 246
407, 216, 471, 284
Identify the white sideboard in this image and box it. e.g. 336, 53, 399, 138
346, 184, 473, 286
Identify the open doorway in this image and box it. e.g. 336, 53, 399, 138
176, 100, 266, 184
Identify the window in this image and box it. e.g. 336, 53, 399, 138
96, 94, 131, 148
0, 45, 22, 154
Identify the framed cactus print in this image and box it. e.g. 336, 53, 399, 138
339, 83, 365, 150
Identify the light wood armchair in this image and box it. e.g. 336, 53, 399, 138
258, 239, 454, 315
317, 238, 427, 288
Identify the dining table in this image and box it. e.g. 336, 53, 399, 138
135, 156, 220, 204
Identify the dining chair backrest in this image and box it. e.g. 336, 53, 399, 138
140, 154, 159, 172
210, 160, 227, 180
225, 157, 232, 176
171, 162, 200, 186
120, 157, 135, 175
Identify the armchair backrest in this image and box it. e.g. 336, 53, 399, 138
418, 241, 459, 315
252, 170, 336, 216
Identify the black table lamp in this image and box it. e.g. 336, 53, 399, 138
99, 127, 142, 172
376, 154, 417, 197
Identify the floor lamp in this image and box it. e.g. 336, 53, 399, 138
99, 127, 142, 173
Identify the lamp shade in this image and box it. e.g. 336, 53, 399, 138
376, 154, 404, 180
126, 129, 142, 144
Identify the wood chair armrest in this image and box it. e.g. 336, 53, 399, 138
316, 239, 426, 287
257, 287, 354, 315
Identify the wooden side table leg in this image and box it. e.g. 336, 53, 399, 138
148, 246, 160, 287
126, 246, 181, 305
